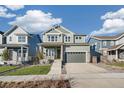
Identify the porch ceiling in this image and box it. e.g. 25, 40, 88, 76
0, 44, 29, 48
39, 42, 63, 47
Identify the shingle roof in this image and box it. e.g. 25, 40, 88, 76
108, 44, 124, 51
93, 32, 124, 40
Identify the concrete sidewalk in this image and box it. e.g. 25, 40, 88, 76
48, 59, 62, 75
69, 73, 124, 88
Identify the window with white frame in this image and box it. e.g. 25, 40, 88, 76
110, 41, 114, 46
48, 35, 50, 41
68, 36, 70, 42
18, 36, 26, 42
51, 36, 54, 41
65, 36, 67, 42
103, 41, 107, 46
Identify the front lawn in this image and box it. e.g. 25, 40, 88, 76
107, 62, 124, 67
0, 66, 17, 73
6, 65, 51, 75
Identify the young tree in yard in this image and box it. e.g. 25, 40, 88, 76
36, 51, 44, 60
2, 49, 10, 61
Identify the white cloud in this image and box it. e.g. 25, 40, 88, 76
5, 5, 24, 10
91, 8, 124, 36
9, 10, 62, 33
101, 8, 124, 20
0, 6, 16, 18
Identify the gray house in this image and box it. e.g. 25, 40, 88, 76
38, 25, 90, 64
0, 25, 41, 64
88, 32, 124, 62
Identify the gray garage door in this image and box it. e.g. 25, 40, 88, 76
66, 52, 86, 63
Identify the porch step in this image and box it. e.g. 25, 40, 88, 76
48, 60, 62, 75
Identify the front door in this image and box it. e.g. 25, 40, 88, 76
57, 48, 61, 59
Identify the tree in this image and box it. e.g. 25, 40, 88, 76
2, 49, 10, 61
36, 51, 44, 60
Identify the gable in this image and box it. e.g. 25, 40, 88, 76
43, 25, 75, 35
4, 25, 29, 37
45, 29, 60, 34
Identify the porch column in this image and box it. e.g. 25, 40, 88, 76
21, 45, 23, 62
26, 47, 29, 61
61, 45, 63, 61
116, 50, 118, 59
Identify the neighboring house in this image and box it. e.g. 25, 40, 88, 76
0, 25, 41, 64
38, 25, 90, 64
88, 32, 124, 62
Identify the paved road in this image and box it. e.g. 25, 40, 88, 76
65, 63, 124, 88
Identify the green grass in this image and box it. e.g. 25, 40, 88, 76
107, 62, 124, 67
6, 65, 51, 75
0, 66, 17, 73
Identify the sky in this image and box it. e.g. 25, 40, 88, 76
0, 5, 124, 36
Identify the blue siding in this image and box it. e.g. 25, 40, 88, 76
28, 34, 42, 57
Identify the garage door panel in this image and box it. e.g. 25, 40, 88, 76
66, 52, 86, 63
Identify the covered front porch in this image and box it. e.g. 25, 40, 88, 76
0, 44, 29, 64
107, 44, 124, 61
38, 42, 64, 61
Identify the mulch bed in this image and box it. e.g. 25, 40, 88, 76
0, 80, 71, 88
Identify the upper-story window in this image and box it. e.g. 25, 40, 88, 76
55, 36, 57, 41
18, 36, 26, 42
79, 36, 82, 39
110, 41, 114, 46
68, 36, 70, 42
65, 36, 67, 42
76, 36, 78, 39
103, 41, 107, 46
51, 36, 54, 41
9, 36, 12, 41
48, 35, 50, 41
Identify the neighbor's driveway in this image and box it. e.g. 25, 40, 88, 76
65, 63, 108, 74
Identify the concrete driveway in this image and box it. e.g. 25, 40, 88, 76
65, 63, 124, 88
65, 63, 108, 74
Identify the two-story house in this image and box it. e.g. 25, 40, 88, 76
88, 32, 124, 62
38, 25, 90, 64
0, 25, 41, 64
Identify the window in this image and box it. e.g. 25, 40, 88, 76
65, 36, 67, 42
103, 41, 107, 46
68, 36, 70, 42
18, 36, 26, 42
51, 36, 54, 41
79, 36, 82, 39
76, 36, 78, 39
110, 41, 114, 46
55, 36, 57, 41
9, 36, 12, 41
48, 35, 50, 41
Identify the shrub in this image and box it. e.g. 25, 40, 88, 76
47, 59, 54, 64
2, 49, 10, 61
36, 51, 44, 60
